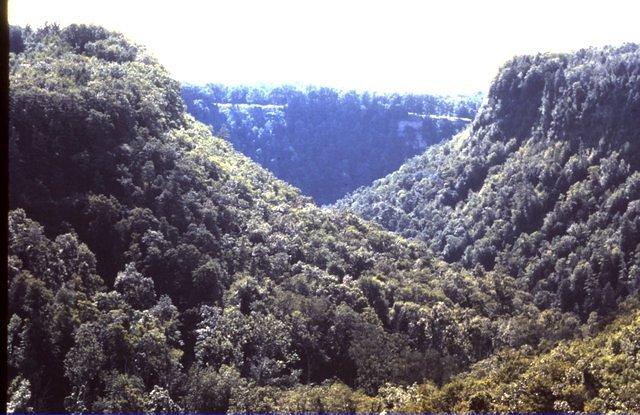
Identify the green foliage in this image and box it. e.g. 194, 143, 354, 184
5, 25, 513, 411
338, 44, 640, 319
405, 298, 640, 413
114, 263, 157, 309
182, 365, 245, 412
7, 24, 640, 413
144, 385, 183, 413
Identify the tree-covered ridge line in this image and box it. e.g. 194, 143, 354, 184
337, 43, 640, 318
181, 83, 482, 204
7, 23, 639, 414
5, 23, 555, 411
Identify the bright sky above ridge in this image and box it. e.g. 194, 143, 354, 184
9, 0, 640, 95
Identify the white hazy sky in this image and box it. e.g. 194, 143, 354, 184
9, 0, 640, 95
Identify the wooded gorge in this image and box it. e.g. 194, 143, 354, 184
182, 84, 480, 204
6, 24, 640, 413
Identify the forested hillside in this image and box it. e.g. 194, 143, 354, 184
338, 44, 640, 318
258, 296, 640, 414
6, 24, 639, 414
182, 84, 480, 204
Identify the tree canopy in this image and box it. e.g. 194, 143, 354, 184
338, 44, 640, 319
6, 24, 640, 413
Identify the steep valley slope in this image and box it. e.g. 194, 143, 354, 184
337, 44, 640, 319
6, 25, 640, 413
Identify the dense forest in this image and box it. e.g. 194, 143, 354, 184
182, 84, 480, 204
6, 24, 640, 413
338, 44, 640, 318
